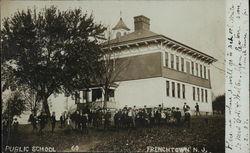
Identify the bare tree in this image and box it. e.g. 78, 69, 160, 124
22, 89, 42, 115
95, 31, 131, 109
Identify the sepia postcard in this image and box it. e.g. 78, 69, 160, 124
1, 0, 249, 153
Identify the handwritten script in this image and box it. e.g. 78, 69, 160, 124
225, 0, 249, 153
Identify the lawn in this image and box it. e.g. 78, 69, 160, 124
3, 116, 225, 153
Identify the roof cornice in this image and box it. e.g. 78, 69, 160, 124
102, 35, 217, 64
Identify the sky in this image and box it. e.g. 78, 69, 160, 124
1, 0, 225, 98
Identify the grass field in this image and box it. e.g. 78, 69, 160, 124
3, 116, 225, 153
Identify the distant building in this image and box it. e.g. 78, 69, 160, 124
76, 15, 216, 114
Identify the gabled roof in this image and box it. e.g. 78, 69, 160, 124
112, 18, 130, 31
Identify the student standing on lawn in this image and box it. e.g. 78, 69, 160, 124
184, 106, 191, 128
114, 110, 120, 130
51, 112, 56, 133
28, 113, 38, 133
132, 106, 137, 128
104, 109, 111, 130
60, 113, 64, 128
195, 103, 200, 116
149, 109, 155, 126
175, 107, 182, 126
12, 118, 19, 134
155, 108, 161, 125
183, 102, 188, 112
127, 107, 133, 128
38, 112, 47, 134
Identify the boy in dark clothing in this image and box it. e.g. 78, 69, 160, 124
38, 112, 47, 134
155, 109, 161, 125
104, 110, 111, 130
184, 108, 191, 128
12, 118, 19, 134
175, 108, 182, 126
195, 103, 200, 116
79, 113, 88, 134
51, 112, 56, 133
28, 113, 38, 133
114, 110, 122, 130
60, 115, 63, 128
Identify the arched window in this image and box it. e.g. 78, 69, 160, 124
116, 32, 121, 38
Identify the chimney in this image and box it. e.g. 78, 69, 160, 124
134, 15, 150, 31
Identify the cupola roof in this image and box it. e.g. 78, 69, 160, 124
112, 18, 130, 31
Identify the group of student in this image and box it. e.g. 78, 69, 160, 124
63, 103, 194, 132
28, 111, 56, 134
26, 102, 199, 134
2, 118, 19, 137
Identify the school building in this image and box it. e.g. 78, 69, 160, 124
75, 15, 217, 114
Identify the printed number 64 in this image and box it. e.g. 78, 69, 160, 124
71, 145, 79, 151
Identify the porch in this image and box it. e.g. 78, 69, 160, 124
75, 86, 117, 109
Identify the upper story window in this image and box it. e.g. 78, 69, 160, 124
196, 63, 199, 76
171, 54, 174, 69
204, 66, 207, 79
191, 62, 194, 75
165, 52, 169, 67
176, 56, 179, 71
205, 90, 208, 102
200, 64, 203, 78
181, 57, 184, 72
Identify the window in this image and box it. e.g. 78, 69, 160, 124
193, 87, 195, 101
74, 91, 80, 104
172, 82, 175, 97
82, 90, 88, 103
176, 56, 179, 71
171, 54, 174, 69
205, 90, 208, 102
208, 69, 210, 80
201, 89, 204, 102
107, 89, 115, 101
165, 52, 169, 67
177, 83, 180, 98
181, 57, 184, 72
204, 66, 207, 79
182, 84, 185, 99
116, 32, 121, 38
200, 64, 203, 78
92, 88, 102, 102
196, 63, 199, 76
166, 81, 170, 96
191, 62, 194, 74
197, 88, 200, 101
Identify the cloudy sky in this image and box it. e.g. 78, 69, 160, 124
1, 0, 225, 98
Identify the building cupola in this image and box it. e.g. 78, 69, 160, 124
112, 17, 130, 39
